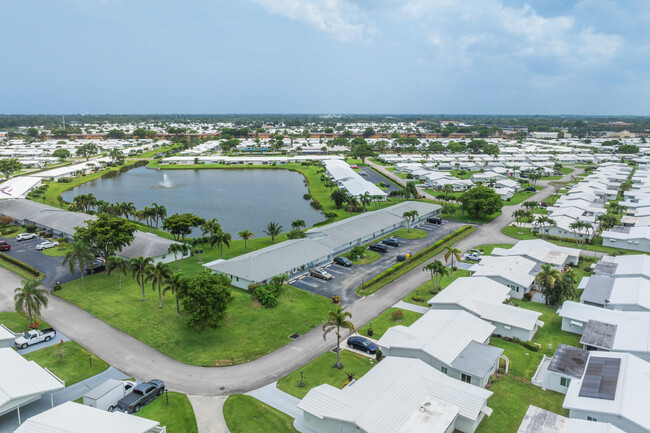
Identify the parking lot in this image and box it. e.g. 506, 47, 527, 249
0, 236, 81, 288
289, 219, 466, 304
357, 166, 401, 192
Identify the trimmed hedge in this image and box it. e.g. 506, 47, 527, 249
357, 225, 475, 295
0, 253, 42, 277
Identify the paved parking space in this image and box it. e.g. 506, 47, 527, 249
358, 166, 401, 192
290, 220, 465, 305
0, 236, 82, 288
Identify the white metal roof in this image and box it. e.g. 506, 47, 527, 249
0, 177, 41, 200
517, 405, 624, 433
491, 240, 579, 266
15, 401, 161, 433
0, 324, 15, 343
468, 255, 536, 288
0, 348, 65, 416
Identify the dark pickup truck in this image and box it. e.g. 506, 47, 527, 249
116, 380, 165, 413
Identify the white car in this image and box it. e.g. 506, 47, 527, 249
36, 240, 59, 250
16, 233, 38, 241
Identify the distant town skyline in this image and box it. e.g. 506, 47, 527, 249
1, 0, 648, 115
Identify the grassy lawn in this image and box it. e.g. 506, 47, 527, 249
57, 276, 333, 366
384, 166, 409, 180
42, 244, 70, 257
224, 395, 298, 433
450, 169, 473, 179
0, 312, 50, 333
0, 255, 43, 280
0, 226, 27, 238
23, 341, 110, 386
392, 228, 427, 239
277, 351, 376, 399
439, 206, 501, 224
502, 226, 637, 255
477, 375, 568, 433
136, 391, 198, 433
404, 270, 471, 307
368, 158, 387, 165
504, 187, 543, 206
533, 208, 548, 215
357, 307, 422, 339
350, 249, 381, 265
472, 243, 514, 255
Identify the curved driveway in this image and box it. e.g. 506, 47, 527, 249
36, 167, 582, 396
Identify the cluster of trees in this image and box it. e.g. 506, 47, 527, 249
68, 195, 168, 229
0, 158, 22, 179
330, 190, 386, 212
535, 264, 576, 306
459, 186, 503, 218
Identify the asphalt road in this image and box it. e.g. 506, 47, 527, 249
358, 166, 401, 192
0, 236, 81, 288
290, 219, 465, 304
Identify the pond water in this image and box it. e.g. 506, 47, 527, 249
61, 166, 323, 236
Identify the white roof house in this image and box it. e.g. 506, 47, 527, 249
298, 357, 493, 433
491, 239, 579, 266
594, 255, 650, 280
0, 177, 42, 200
428, 277, 543, 341
15, 401, 165, 433
563, 352, 650, 433
557, 301, 650, 362
468, 255, 538, 299
378, 310, 503, 387
0, 348, 65, 419
601, 226, 650, 253
580, 275, 650, 311
0, 324, 15, 348
518, 405, 624, 433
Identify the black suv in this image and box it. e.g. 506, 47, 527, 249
382, 238, 400, 247
426, 217, 442, 224
85, 259, 106, 274
334, 256, 352, 267
368, 243, 389, 253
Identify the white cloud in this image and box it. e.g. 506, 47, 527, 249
250, 0, 369, 42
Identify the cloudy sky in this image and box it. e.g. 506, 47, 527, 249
1, 0, 648, 114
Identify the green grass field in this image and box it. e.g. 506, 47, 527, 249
0, 255, 43, 280
57, 275, 333, 366
472, 243, 514, 255
357, 308, 422, 339
136, 391, 198, 433
224, 395, 298, 433
350, 249, 382, 265
23, 341, 110, 386
403, 270, 470, 307
277, 350, 376, 399
0, 312, 50, 332
504, 186, 544, 206
392, 228, 427, 239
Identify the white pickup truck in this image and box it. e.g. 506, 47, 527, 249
463, 252, 482, 262
14, 328, 56, 349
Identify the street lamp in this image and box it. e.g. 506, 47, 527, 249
88, 355, 92, 368
298, 372, 305, 388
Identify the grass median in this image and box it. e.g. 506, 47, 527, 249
224, 395, 298, 433
136, 391, 198, 433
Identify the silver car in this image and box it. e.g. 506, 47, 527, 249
36, 240, 59, 250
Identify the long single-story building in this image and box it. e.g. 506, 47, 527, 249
298, 357, 493, 433
491, 239, 579, 267
580, 275, 650, 311
468, 255, 538, 299
377, 310, 503, 388
204, 201, 441, 289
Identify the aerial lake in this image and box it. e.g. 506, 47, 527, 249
61, 166, 324, 236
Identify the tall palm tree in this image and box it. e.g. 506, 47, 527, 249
156, 205, 167, 228
14, 280, 49, 325
444, 246, 461, 277
423, 260, 448, 290
238, 230, 254, 252
201, 218, 222, 247
291, 220, 306, 230
167, 243, 189, 270
145, 262, 173, 309
322, 307, 356, 369
163, 273, 184, 316
402, 210, 419, 232
535, 263, 562, 305
359, 192, 371, 212
211, 231, 232, 259
191, 237, 207, 263
62, 240, 94, 282
106, 255, 129, 290
130, 257, 153, 301
264, 222, 283, 243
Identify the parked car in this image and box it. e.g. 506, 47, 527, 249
524, 187, 537, 192
0, 241, 10, 251
36, 240, 58, 250
368, 243, 389, 253
16, 233, 38, 241
83, 379, 137, 412
464, 252, 482, 262
426, 217, 442, 224
85, 259, 106, 274
309, 268, 333, 280
382, 238, 400, 247
116, 380, 165, 413
468, 249, 484, 256
520, 174, 528, 179
14, 328, 56, 349
396, 254, 411, 262
347, 336, 379, 354
333, 256, 352, 267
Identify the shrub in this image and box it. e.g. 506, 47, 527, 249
57, 177, 73, 183
523, 292, 532, 301
310, 200, 323, 210
0, 216, 14, 227
411, 296, 426, 302
348, 246, 366, 260
391, 310, 404, 321
522, 341, 540, 352
38, 231, 46, 237
28, 321, 41, 330
52, 283, 62, 292
248, 283, 261, 291
43, 233, 53, 238
25, 225, 37, 233
375, 349, 383, 362
331, 295, 341, 304
253, 284, 280, 308
303, 193, 311, 200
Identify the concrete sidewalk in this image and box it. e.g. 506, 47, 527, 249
188, 395, 230, 433
246, 382, 316, 433
392, 300, 429, 314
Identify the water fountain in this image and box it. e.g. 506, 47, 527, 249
161, 173, 173, 188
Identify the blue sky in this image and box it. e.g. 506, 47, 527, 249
1, 0, 648, 115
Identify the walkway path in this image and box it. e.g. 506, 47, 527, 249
246, 382, 315, 433
187, 395, 230, 433
0, 266, 23, 312
392, 300, 429, 314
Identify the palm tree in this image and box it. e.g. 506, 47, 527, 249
156, 205, 167, 228
130, 257, 153, 301
201, 218, 221, 244
322, 307, 356, 369
569, 221, 587, 247
444, 246, 461, 277
291, 220, 306, 230
211, 231, 232, 259
14, 280, 49, 325
512, 209, 527, 228
535, 263, 562, 305
163, 273, 184, 316
167, 243, 189, 270
264, 221, 283, 243
145, 262, 173, 309
402, 210, 419, 232
106, 256, 129, 290
62, 240, 94, 282
359, 192, 371, 212
238, 230, 254, 252
191, 237, 207, 263
423, 260, 448, 290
